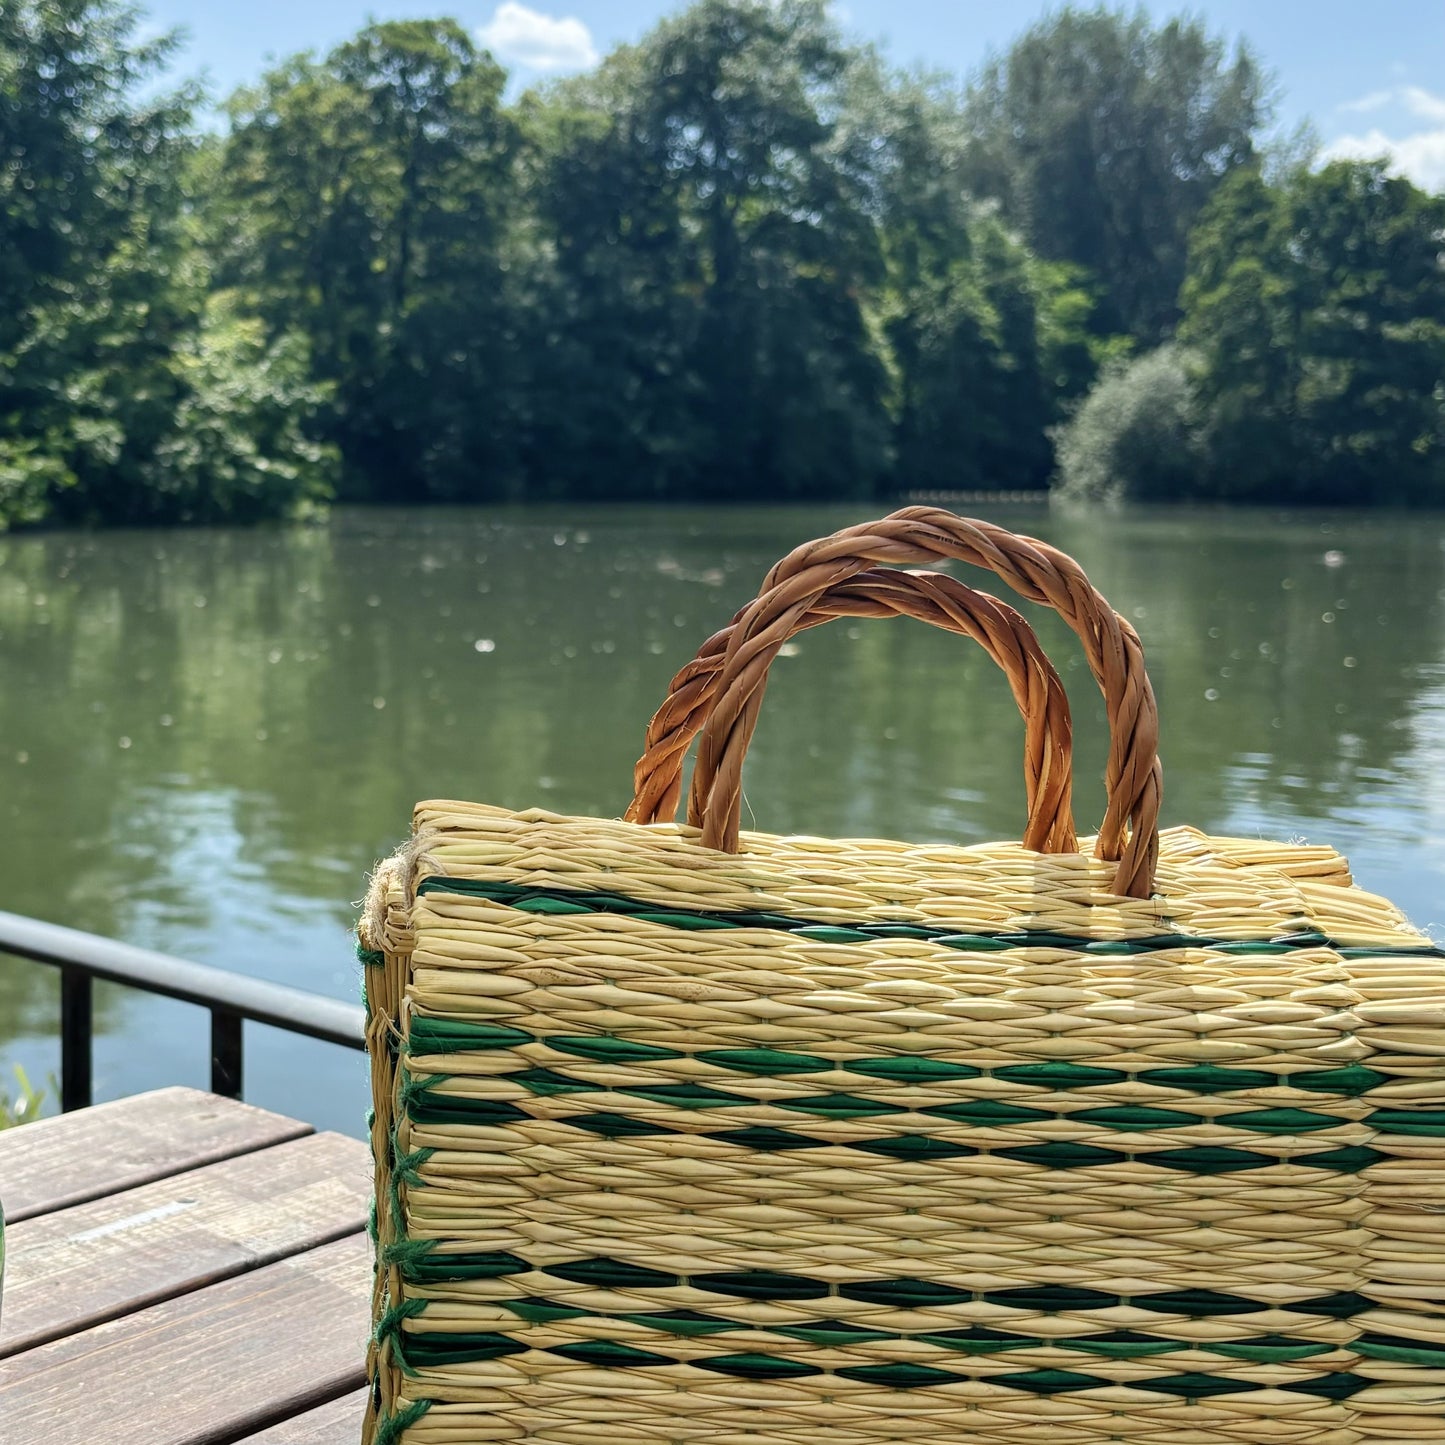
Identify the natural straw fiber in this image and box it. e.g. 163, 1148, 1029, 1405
360, 509, 1445, 1445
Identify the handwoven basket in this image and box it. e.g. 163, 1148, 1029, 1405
361, 508, 1445, 1445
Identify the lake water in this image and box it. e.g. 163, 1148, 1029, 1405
2, 503, 1443, 1136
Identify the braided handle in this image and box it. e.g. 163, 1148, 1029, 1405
627, 567, 1078, 856
651, 508, 1161, 897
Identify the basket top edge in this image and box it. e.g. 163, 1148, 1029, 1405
395, 801, 1428, 951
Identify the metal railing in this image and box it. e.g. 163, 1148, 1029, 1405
0, 909, 367, 1111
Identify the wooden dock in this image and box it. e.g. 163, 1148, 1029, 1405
0, 1086, 372, 1443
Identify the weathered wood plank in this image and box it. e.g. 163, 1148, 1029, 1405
0, 1087, 312, 1222
0, 1233, 372, 1445
0, 1131, 371, 1357
233, 1387, 370, 1443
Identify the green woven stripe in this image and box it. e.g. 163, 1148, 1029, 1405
415, 876, 1445, 958
405, 1015, 1398, 1099
400, 1057, 1378, 1138
397, 1246, 1372, 1323
416, 1295, 1340, 1365
401, 1247, 531, 1283
1359, 1109, 1445, 1137
392, 1325, 1368, 1399
402, 1080, 1386, 1174
1357, 1332, 1445, 1366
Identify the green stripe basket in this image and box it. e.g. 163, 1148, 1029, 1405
361, 509, 1445, 1445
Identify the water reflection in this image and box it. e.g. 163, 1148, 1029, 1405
2, 503, 1444, 1131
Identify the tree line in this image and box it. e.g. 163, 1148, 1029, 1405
1, 0, 1442, 528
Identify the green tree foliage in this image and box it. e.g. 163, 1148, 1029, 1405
523, 0, 892, 500
963, 7, 1270, 342
1179, 161, 1445, 505
0, 0, 176, 353
1059, 161, 1445, 507
1, 0, 1442, 526
520, 5, 1101, 500
1053, 344, 1205, 504
220, 20, 519, 500
0, 0, 334, 530
512, 80, 700, 498
853, 69, 1107, 493
4, 274, 334, 528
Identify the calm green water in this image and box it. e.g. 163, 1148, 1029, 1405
2, 503, 1443, 1135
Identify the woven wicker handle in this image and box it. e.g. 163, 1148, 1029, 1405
635, 507, 1161, 897
628, 567, 1079, 856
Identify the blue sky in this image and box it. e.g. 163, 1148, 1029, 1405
143, 0, 1445, 189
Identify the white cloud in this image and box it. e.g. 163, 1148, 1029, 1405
1323, 86, 1445, 192
477, 2, 598, 72
1403, 86, 1445, 124
1325, 125, 1445, 192
1339, 89, 1393, 114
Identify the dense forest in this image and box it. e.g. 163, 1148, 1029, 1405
1, 0, 1442, 527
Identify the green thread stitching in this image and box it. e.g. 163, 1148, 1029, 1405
373, 1398, 431, 1445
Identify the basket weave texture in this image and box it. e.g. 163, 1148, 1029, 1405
360, 511, 1445, 1445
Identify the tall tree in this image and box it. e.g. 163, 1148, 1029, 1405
963, 7, 1269, 343
1180, 160, 1445, 505
528, 0, 891, 500
0, 0, 330, 529
512, 61, 703, 500
221, 21, 518, 500
843, 66, 1104, 493
0, 0, 181, 352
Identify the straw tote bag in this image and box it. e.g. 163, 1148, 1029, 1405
360, 507, 1445, 1445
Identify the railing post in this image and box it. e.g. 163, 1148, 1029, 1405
1, 909, 367, 1111
60, 965, 93, 1112
211, 1008, 243, 1099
